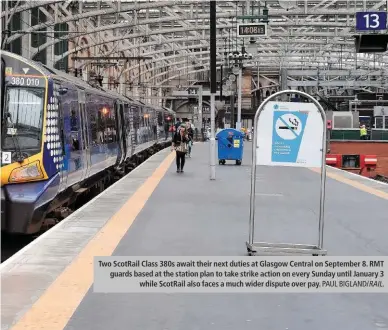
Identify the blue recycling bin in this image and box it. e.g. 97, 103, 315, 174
216, 128, 244, 165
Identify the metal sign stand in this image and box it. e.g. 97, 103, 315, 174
246, 90, 328, 256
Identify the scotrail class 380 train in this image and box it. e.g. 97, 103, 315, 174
1, 50, 176, 234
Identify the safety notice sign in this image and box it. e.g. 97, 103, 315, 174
272, 111, 308, 163
256, 101, 324, 167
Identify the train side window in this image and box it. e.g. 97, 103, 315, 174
140, 107, 145, 127
88, 104, 99, 145
133, 106, 140, 131
70, 102, 80, 151
105, 105, 117, 143
132, 105, 140, 144
70, 106, 78, 131
83, 103, 90, 147
145, 108, 149, 127
143, 114, 147, 127
78, 105, 85, 150
157, 111, 163, 126
375, 116, 384, 129
124, 105, 131, 133
97, 107, 106, 144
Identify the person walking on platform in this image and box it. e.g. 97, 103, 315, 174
172, 124, 189, 173
175, 118, 182, 131
360, 125, 368, 140
186, 122, 194, 157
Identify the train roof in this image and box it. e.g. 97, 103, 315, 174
1, 50, 50, 76
1, 50, 174, 112
38, 64, 142, 106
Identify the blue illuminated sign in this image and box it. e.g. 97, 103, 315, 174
356, 12, 387, 31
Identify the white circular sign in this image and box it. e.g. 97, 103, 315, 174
275, 113, 302, 140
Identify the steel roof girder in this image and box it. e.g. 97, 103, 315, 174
5, 0, 201, 41
287, 69, 386, 76
287, 80, 388, 87
8, 6, 365, 45
68, 2, 163, 71
165, 4, 203, 40
50, 24, 358, 62
0, 0, 63, 18
54, 19, 229, 62
317, 0, 387, 42
150, 60, 386, 85
6, 0, 388, 78
115, 37, 356, 65
124, 48, 210, 75
116, 7, 187, 67
131, 55, 211, 82
157, 62, 223, 85
258, 53, 387, 64
29, 2, 103, 59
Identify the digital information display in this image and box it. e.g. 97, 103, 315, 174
356, 11, 387, 31
237, 23, 267, 37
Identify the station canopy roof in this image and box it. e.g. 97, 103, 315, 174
4, 1, 388, 78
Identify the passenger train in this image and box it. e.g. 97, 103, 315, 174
1, 50, 176, 235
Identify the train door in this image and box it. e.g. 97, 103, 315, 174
125, 103, 134, 157
1, 58, 5, 134
132, 105, 140, 148
77, 90, 88, 181
119, 102, 127, 162
56, 83, 68, 192
61, 85, 84, 189
79, 92, 91, 179
114, 100, 125, 166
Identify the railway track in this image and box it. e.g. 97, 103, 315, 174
1, 234, 36, 263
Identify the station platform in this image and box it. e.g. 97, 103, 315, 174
1, 142, 388, 330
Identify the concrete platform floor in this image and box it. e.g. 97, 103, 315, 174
66, 143, 388, 330
2, 142, 388, 330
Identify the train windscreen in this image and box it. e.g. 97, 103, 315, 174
1, 53, 47, 159
2, 87, 45, 152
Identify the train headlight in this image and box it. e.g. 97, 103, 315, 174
9, 161, 44, 183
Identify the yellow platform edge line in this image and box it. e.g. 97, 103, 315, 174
10, 151, 175, 330
309, 168, 388, 200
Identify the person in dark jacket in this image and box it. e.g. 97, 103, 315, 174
174, 118, 182, 131
186, 122, 194, 157
172, 124, 189, 173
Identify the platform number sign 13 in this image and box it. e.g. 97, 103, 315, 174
356, 12, 387, 30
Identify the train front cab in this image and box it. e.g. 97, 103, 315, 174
1, 51, 60, 234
